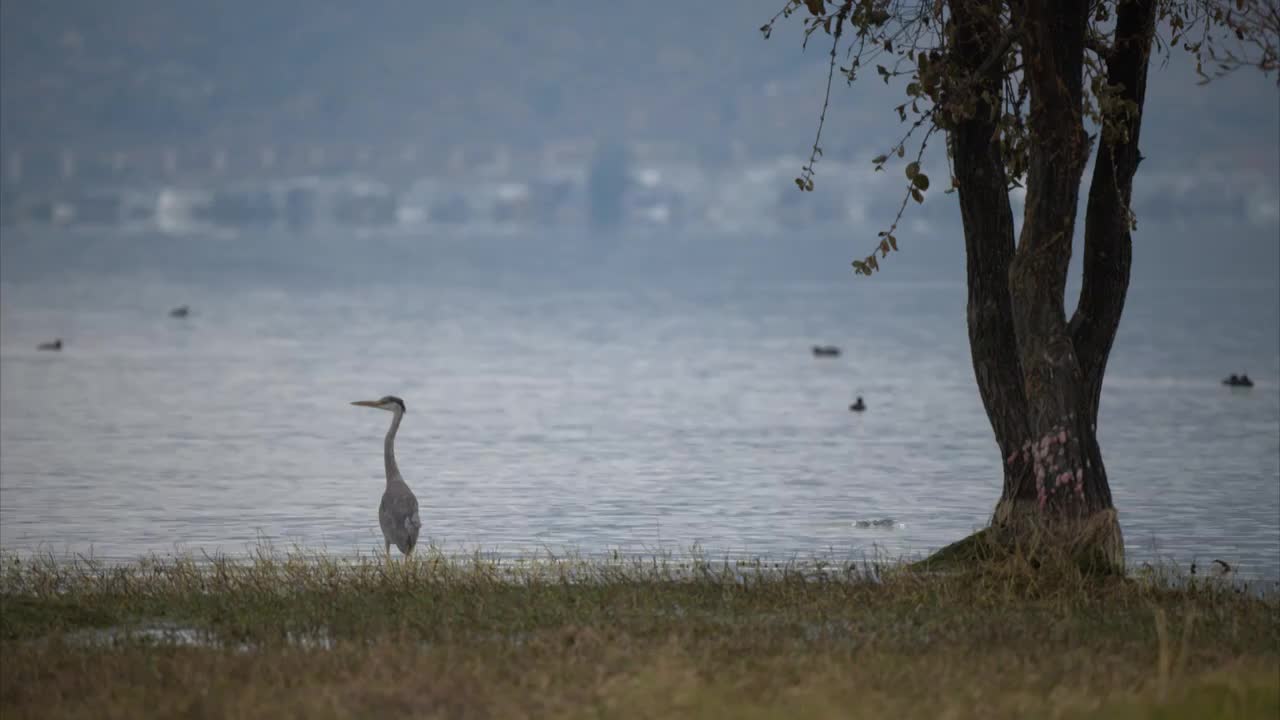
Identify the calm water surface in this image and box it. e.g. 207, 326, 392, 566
2, 253, 1277, 576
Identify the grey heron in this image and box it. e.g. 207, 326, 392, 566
352, 395, 422, 560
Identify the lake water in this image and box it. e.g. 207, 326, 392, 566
1, 229, 1278, 577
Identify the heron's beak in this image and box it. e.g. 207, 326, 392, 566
351, 400, 381, 408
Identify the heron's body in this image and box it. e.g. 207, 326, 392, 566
379, 482, 420, 556
353, 396, 422, 558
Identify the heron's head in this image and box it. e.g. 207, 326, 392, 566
351, 395, 406, 414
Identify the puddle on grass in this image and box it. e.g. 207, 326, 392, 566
53, 615, 870, 653
79, 622, 213, 647
62, 622, 334, 652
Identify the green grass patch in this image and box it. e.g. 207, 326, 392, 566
1, 548, 1277, 719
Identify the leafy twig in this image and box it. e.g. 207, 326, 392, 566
854, 122, 939, 276
759, 0, 803, 40
795, 3, 850, 192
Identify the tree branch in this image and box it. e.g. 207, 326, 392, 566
1085, 34, 1113, 61
1071, 0, 1158, 419
949, 0, 1030, 496
976, 31, 1017, 78
795, 2, 851, 192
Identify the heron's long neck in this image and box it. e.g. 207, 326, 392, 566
384, 410, 404, 486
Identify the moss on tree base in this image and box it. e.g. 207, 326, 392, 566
910, 507, 1126, 577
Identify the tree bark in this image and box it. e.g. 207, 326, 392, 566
1005, 0, 1112, 530
948, 0, 1034, 505
940, 0, 1158, 571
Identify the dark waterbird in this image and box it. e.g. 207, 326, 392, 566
1223, 373, 1254, 387
169, 305, 190, 318
849, 396, 866, 412
36, 339, 62, 351
812, 345, 841, 358
1189, 559, 1236, 578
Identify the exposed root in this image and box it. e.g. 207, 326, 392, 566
912, 505, 1125, 576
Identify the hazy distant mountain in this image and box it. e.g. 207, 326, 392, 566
1, 0, 1274, 288
0, 0, 835, 150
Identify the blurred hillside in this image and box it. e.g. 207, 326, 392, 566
1, 0, 831, 152
1, 0, 1275, 287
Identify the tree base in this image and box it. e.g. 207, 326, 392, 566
910, 505, 1125, 576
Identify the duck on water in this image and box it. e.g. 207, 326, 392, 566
1223, 373, 1254, 388
37, 339, 62, 351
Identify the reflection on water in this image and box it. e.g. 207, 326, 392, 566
1, 272, 1277, 578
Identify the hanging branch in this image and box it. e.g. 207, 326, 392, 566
795, 3, 851, 191
854, 121, 938, 275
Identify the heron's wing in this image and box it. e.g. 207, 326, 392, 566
379, 487, 422, 553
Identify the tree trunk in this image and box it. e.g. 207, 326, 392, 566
948, 0, 1035, 508
941, 0, 1158, 572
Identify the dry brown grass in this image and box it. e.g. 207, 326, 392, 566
1, 548, 1277, 719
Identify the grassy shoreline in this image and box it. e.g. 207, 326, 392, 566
2, 549, 1278, 719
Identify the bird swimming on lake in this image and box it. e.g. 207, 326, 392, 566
812, 345, 841, 358
1223, 373, 1253, 387
352, 395, 422, 560
849, 396, 866, 412
37, 339, 62, 351
169, 305, 190, 318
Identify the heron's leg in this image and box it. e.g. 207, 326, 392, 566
384, 542, 391, 565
